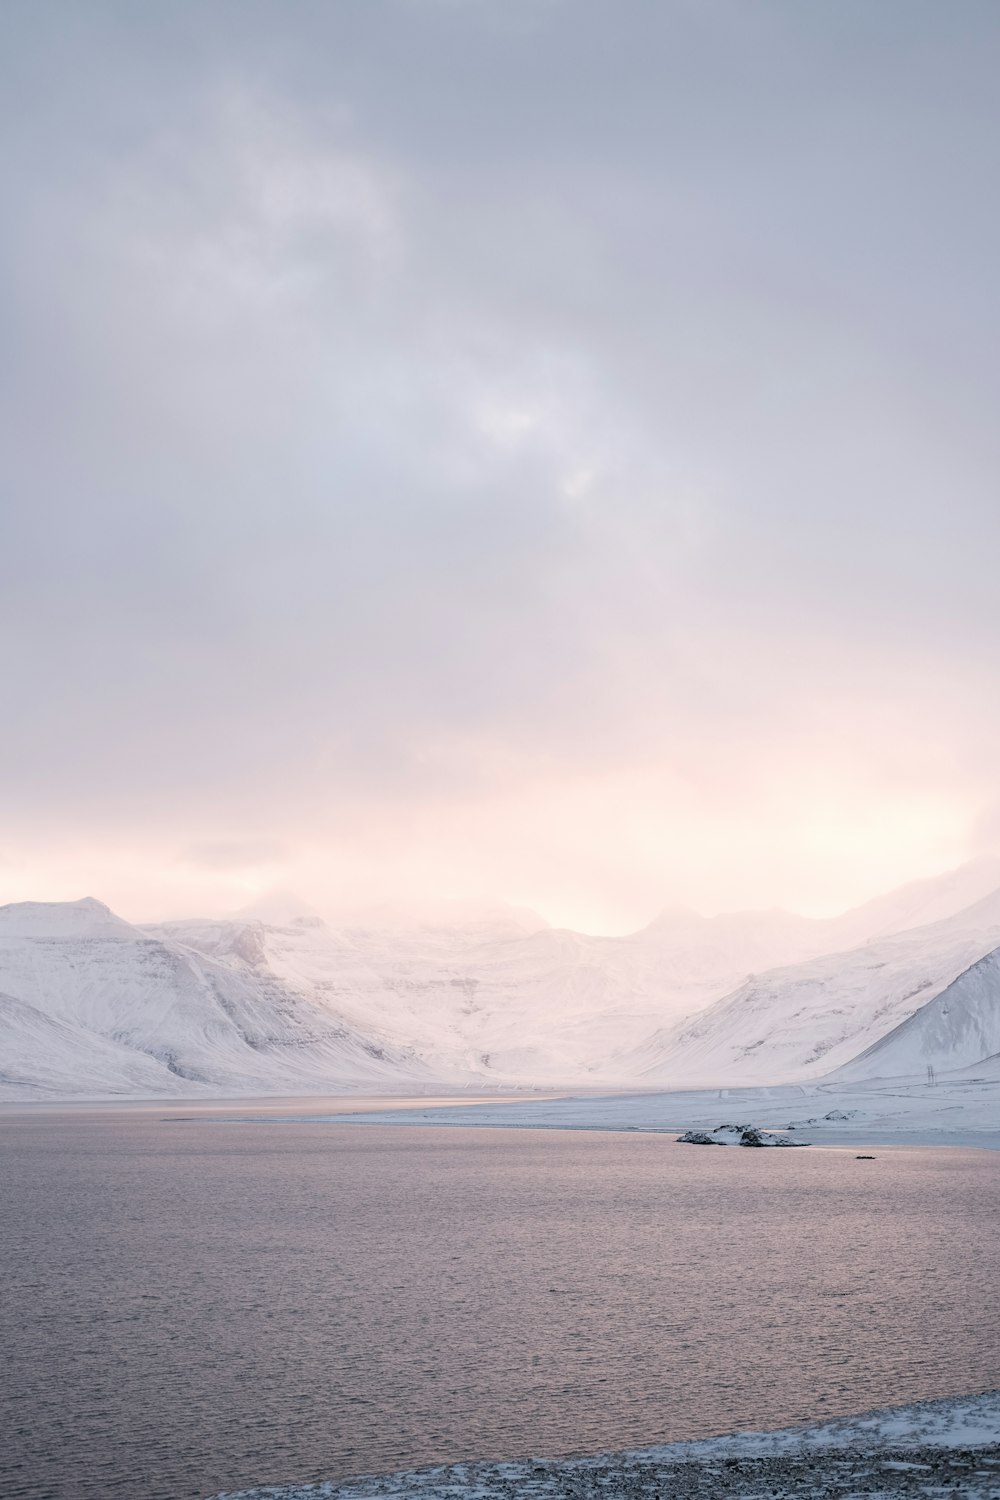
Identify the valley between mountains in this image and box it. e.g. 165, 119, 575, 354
3, 859, 1000, 1105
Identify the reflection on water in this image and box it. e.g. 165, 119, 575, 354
1, 1111, 998, 1500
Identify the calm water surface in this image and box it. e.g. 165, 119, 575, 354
2, 1109, 999, 1500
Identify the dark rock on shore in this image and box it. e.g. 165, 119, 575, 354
677, 1124, 809, 1147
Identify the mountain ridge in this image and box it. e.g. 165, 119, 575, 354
2, 859, 999, 1099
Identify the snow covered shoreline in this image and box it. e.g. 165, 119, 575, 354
6, 1069, 999, 1150
205, 1390, 1000, 1499
236, 1071, 1000, 1151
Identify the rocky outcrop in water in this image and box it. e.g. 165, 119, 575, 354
677, 1123, 809, 1147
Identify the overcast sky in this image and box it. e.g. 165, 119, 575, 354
3, 0, 1000, 930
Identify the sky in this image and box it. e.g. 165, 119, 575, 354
3, 0, 1000, 933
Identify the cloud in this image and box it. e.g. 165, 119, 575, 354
970, 804, 1000, 859
3, 1, 1000, 925
178, 839, 290, 872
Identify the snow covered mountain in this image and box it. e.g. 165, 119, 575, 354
833, 942, 1000, 1082
821, 855, 1000, 946
2, 859, 1000, 1100
629, 888, 1000, 1086
132, 863, 1000, 1090
148, 902, 852, 1087
0, 899, 433, 1100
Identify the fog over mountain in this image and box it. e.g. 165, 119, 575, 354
3, 860, 999, 1101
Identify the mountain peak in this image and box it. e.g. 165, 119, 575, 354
0, 897, 135, 939
833, 856, 1000, 945
230, 888, 324, 927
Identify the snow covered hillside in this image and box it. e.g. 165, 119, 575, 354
630, 888, 1000, 1086
0, 899, 432, 1100
834, 943, 1000, 1082
2, 859, 1000, 1100
148, 899, 905, 1088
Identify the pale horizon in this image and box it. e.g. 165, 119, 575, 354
6, 849, 1000, 940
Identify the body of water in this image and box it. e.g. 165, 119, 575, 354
2, 1108, 998, 1499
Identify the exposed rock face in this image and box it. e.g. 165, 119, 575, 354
677, 1123, 809, 1147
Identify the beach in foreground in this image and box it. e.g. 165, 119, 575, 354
208, 1391, 1000, 1499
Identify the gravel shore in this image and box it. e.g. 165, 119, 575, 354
208, 1391, 1000, 1500
213, 1446, 1000, 1499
